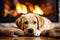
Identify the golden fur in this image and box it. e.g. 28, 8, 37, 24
16, 13, 54, 36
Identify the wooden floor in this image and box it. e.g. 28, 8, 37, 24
0, 36, 60, 40
0, 23, 60, 40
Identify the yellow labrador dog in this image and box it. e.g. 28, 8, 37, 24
16, 13, 54, 36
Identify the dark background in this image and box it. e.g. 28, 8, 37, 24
0, 0, 58, 23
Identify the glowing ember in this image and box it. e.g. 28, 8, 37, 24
4, 4, 10, 17
33, 5, 44, 15
13, 10, 18, 17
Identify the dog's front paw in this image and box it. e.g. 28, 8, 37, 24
14, 29, 24, 36
34, 30, 41, 36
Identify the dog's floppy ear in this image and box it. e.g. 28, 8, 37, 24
15, 15, 24, 29
35, 14, 44, 29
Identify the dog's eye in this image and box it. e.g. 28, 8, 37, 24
24, 21, 28, 24
34, 21, 36, 24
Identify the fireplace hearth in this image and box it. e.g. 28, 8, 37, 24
0, 0, 58, 22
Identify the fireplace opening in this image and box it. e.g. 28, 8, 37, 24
0, 0, 58, 23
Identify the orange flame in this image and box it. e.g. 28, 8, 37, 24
21, 4, 27, 14
25, 2, 34, 13
33, 5, 44, 15
13, 10, 18, 17
16, 2, 27, 14
16, 2, 44, 15
16, 2, 21, 13
4, 4, 10, 17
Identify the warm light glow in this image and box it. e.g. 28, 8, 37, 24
25, 2, 34, 13
33, 5, 44, 15
21, 4, 27, 14
16, 2, 21, 13
4, 4, 10, 17
16, 2, 27, 14
13, 10, 18, 17
16, 2, 44, 15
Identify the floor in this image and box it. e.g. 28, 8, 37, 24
0, 23, 60, 40
0, 36, 60, 40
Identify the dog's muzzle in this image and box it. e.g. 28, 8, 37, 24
28, 28, 33, 34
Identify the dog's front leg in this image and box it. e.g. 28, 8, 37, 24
34, 30, 42, 36
34, 28, 45, 36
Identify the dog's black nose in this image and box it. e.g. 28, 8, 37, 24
28, 28, 33, 33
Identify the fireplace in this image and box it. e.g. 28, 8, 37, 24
0, 0, 58, 23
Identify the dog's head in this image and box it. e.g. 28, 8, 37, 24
15, 13, 44, 35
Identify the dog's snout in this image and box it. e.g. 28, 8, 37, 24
28, 28, 33, 33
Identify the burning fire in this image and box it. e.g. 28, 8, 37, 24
16, 2, 27, 14
33, 5, 44, 15
16, 2, 44, 15
21, 4, 28, 14
4, 2, 44, 17
16, 2, 21, 13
